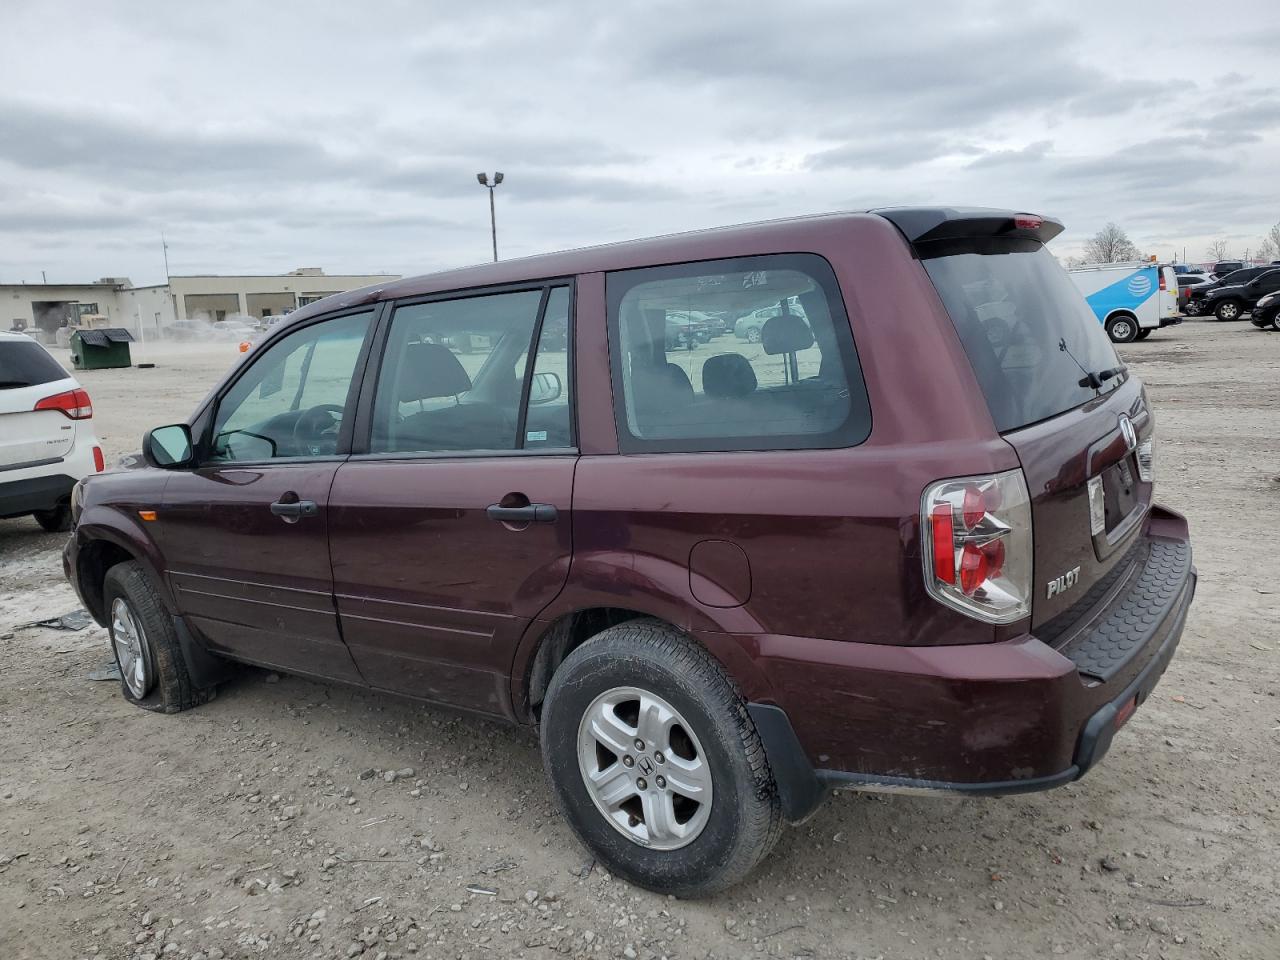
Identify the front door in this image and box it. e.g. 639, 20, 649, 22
160, 309, 375, 681
328, 285, 576, 717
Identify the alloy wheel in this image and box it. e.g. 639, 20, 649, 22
576, 686, 713, 850
110, 597, 154, 699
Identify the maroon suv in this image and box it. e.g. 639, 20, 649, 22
65, 208, 1196, 896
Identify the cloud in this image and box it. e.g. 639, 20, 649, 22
0, 0, 1278, 282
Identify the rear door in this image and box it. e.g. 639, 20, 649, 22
0, 337, 78, 470
328, 283, 576, 718
922, 242, 1152, 629
159, 309, 375, 680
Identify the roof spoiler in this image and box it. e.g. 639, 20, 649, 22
871, 206, 1065, 245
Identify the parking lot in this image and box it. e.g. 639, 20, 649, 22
1, 320, 1277, 959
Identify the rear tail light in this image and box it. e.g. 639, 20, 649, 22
1013, 214, 1043, 230
1087, 476, 1106, 535
34, 387, 93, 420
92, 446, 105, 473
1159, 272, 1167, 291
921, 469, 1032, 624
1136, 435, 1154, 483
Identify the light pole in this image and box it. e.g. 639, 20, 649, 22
476, 172, 504, 262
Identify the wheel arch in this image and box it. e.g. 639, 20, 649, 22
511, 607, 776, 723
74, 524, 174, 627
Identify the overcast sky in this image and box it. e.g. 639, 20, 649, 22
2, 0, 1278, 285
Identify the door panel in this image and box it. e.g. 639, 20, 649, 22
328, 456, 576, 717
161, 462, 363, 681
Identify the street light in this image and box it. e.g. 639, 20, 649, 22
476, 171, 504, 262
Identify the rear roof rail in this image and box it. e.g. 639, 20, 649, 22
871, 206, 1065, 245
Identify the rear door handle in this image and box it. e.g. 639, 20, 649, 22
270, 499, 319, 520
486, 503, 558, 524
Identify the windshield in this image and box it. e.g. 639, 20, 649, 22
922, 241, 1124, 432
0, 338, 68, 389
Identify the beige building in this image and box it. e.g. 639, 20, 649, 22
171, 268, 398, 323
3, 268, 398, 343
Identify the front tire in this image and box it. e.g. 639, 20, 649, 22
1105, 313, 1139, 343
745, 326, 761, 343
540, 620, 782, 897
1215, 299, 1242, 321
103, 561, 215, 713
1184, 299, 1202, 317
1134, 328, 1152, 340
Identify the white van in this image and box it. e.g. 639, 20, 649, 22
1068, 262, 1181, 342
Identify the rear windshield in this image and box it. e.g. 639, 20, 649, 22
0, 338, 68, 390
922, 240, 1123, 432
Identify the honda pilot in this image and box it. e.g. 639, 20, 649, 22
65, 208, 1196, 896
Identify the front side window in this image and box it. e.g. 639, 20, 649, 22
370, 288, 551, 454
209, 311, 371, 461
607, 254, 870, 452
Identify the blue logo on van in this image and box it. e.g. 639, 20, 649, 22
1126, 275, 1152, 297
1083, 266, 1158, 323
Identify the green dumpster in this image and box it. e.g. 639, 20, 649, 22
70, 328, 135, 370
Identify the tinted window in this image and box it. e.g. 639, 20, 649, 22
210, 311, 371, 461
0, 338, 67, 389
607, 254, 870, 453
923, 241, 1123, 433
370, 289, 543, 453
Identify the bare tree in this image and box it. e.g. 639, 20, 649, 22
1206, 238, 1230, 261
1083, 223, 1140, 263
1263, 222, 1280, 262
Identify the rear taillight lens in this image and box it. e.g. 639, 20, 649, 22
34, 387, 93, 420
921, 469, 1032, 624
1159, 272, 1167, 291
1136, 435, 1154, 483
1013, 214, 1043, 230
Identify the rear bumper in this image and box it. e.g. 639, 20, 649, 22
748, 505, 1195, 821
0, 472, 77, 518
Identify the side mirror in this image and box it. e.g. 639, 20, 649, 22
529, 371, 563, 405
143, 424, 194, 469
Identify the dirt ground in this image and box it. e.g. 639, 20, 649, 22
2, 322, 1277, 960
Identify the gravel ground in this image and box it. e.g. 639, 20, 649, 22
1, 321, 1278, 960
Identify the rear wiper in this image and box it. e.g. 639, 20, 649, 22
1077, 365, 1126, 390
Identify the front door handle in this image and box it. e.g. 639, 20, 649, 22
486, 503, 558, 524
270, 498, 319, 520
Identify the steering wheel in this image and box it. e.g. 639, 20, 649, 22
291, 403, 344, 456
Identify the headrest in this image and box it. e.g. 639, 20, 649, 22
397, 342, 472, 402
761, 313, 815, 355
702, 354, 757, 398
630, 362, 694, 413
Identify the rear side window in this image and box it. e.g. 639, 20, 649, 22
606, 254, 870, 453
0, 338, 67, 390
922, 241, 1123, 433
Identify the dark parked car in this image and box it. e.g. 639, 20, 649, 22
1211, 260, 1244, 279
65, 209, 1195, 896
1184, 265, 1275, 315
1202, 267, 1280, 320
1249, 290, 1280, 330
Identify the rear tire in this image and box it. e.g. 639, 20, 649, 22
745, 326, 761, 343
1215, 299, 1242, 321
1184, 299, 1202, 317
33, 505, 71, 532
103, 561, 215, 713
1105, 313, 1139, 343
1134, 328, 1152, 341
540, 619, 782, 897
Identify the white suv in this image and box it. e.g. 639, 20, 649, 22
0, 331, 104, 531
